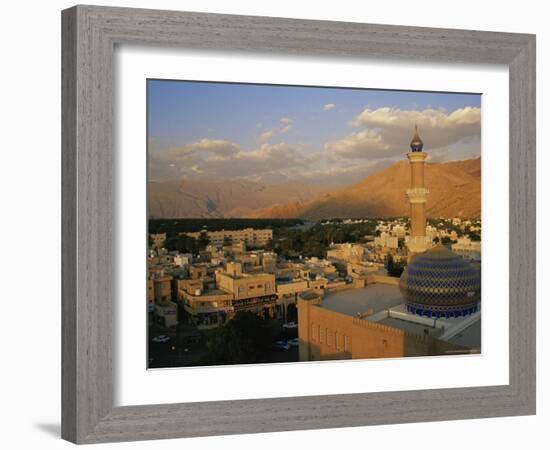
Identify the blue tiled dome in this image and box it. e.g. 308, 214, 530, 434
399, 245, 481, 318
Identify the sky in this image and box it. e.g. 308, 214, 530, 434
147, 80, 481, 186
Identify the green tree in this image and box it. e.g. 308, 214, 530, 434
386, 254, 405, 277
164, 234, 199, 254
197, 231, 210, 250
205, 312, 270, 365
286, 303, 297, 322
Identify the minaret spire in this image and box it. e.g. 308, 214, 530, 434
410, 124, 424, 152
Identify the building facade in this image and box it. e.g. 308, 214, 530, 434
327, 243, 366, 262
180, 288, 234, 329
452, 237, 482, 261
184, 228, 273, 247
215, 262, 277, 316
297, 291, 470, 361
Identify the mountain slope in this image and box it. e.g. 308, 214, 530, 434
148, 179, 332, 218
243, 158, 481, 219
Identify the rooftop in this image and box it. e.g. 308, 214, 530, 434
321, 284, 404, 317
201, 289, 230, 296
377, 317, 442, 338
320, 285, 481, 349
447, 320, 481, 349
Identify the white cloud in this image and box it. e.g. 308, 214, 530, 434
257, 117, 293, 144
148, 106, 480, 186
352, 106, 480, 130
325, 129, 390, 159
149, 139, 307, 182
163, 138, 240, 159
323, 103, 336, 111
257, 130, 276, 145
279, 117, 293, 133
327, 106, 481, 160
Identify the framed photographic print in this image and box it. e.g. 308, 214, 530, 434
62, 5, 536, 444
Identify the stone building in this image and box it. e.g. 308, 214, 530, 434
297, 288, 473, 362
180, 288, 234, 329
184, 228, 273, 247
215, 262, 277, 316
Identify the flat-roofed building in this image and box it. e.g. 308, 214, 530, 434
276, 279, 309, 298
154, 275, 172, 303
180, 288, 234, 329
297, 282, 478, 362
374, 232, 398, 249
391, 224, 407, 238
170, 277, 199, 301
327, 243, 366, 263
172, 253, 192, 267
216, 264, 277, 316
346, 261, 380, 288
153, 301, 178, 328
235, 252, 263, 269
189, 264, 209, 280
262, 252, 277, 273
184, 228, 273, 247
452, 237, 482, 261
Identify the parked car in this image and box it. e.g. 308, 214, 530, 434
282, 321, 297, 330
287, 338, 299, 347
272, 340, 291, 351
152, 335, 170, 343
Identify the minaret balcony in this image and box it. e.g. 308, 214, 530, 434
406, 187, 430, 203
406, 236, 432, 254
406, 152, 428, 162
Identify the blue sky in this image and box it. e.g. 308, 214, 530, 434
147, 79, 481, 185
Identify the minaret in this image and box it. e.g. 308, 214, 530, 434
406, 125, 430, 256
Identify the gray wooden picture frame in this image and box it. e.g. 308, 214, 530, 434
61, 4, 536, 444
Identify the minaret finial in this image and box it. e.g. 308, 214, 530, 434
410, 124, 424, 152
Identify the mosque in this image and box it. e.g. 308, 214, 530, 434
297, 127, 482, 361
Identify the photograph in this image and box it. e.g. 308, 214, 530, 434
146, 80, 482, 368
1, 1, 541, 447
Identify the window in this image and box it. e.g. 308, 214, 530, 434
326, 328, 332, 346
344, 335, 350, 352
335, 332, 341, 351
319, 326, 325, 344
311, 324, 316, 340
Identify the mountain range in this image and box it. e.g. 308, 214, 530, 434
148, 158, 481, 220
148, 180, 333, 219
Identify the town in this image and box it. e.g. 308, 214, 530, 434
147, 215, 481, 367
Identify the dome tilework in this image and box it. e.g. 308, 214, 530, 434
399, 245, 481, 319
